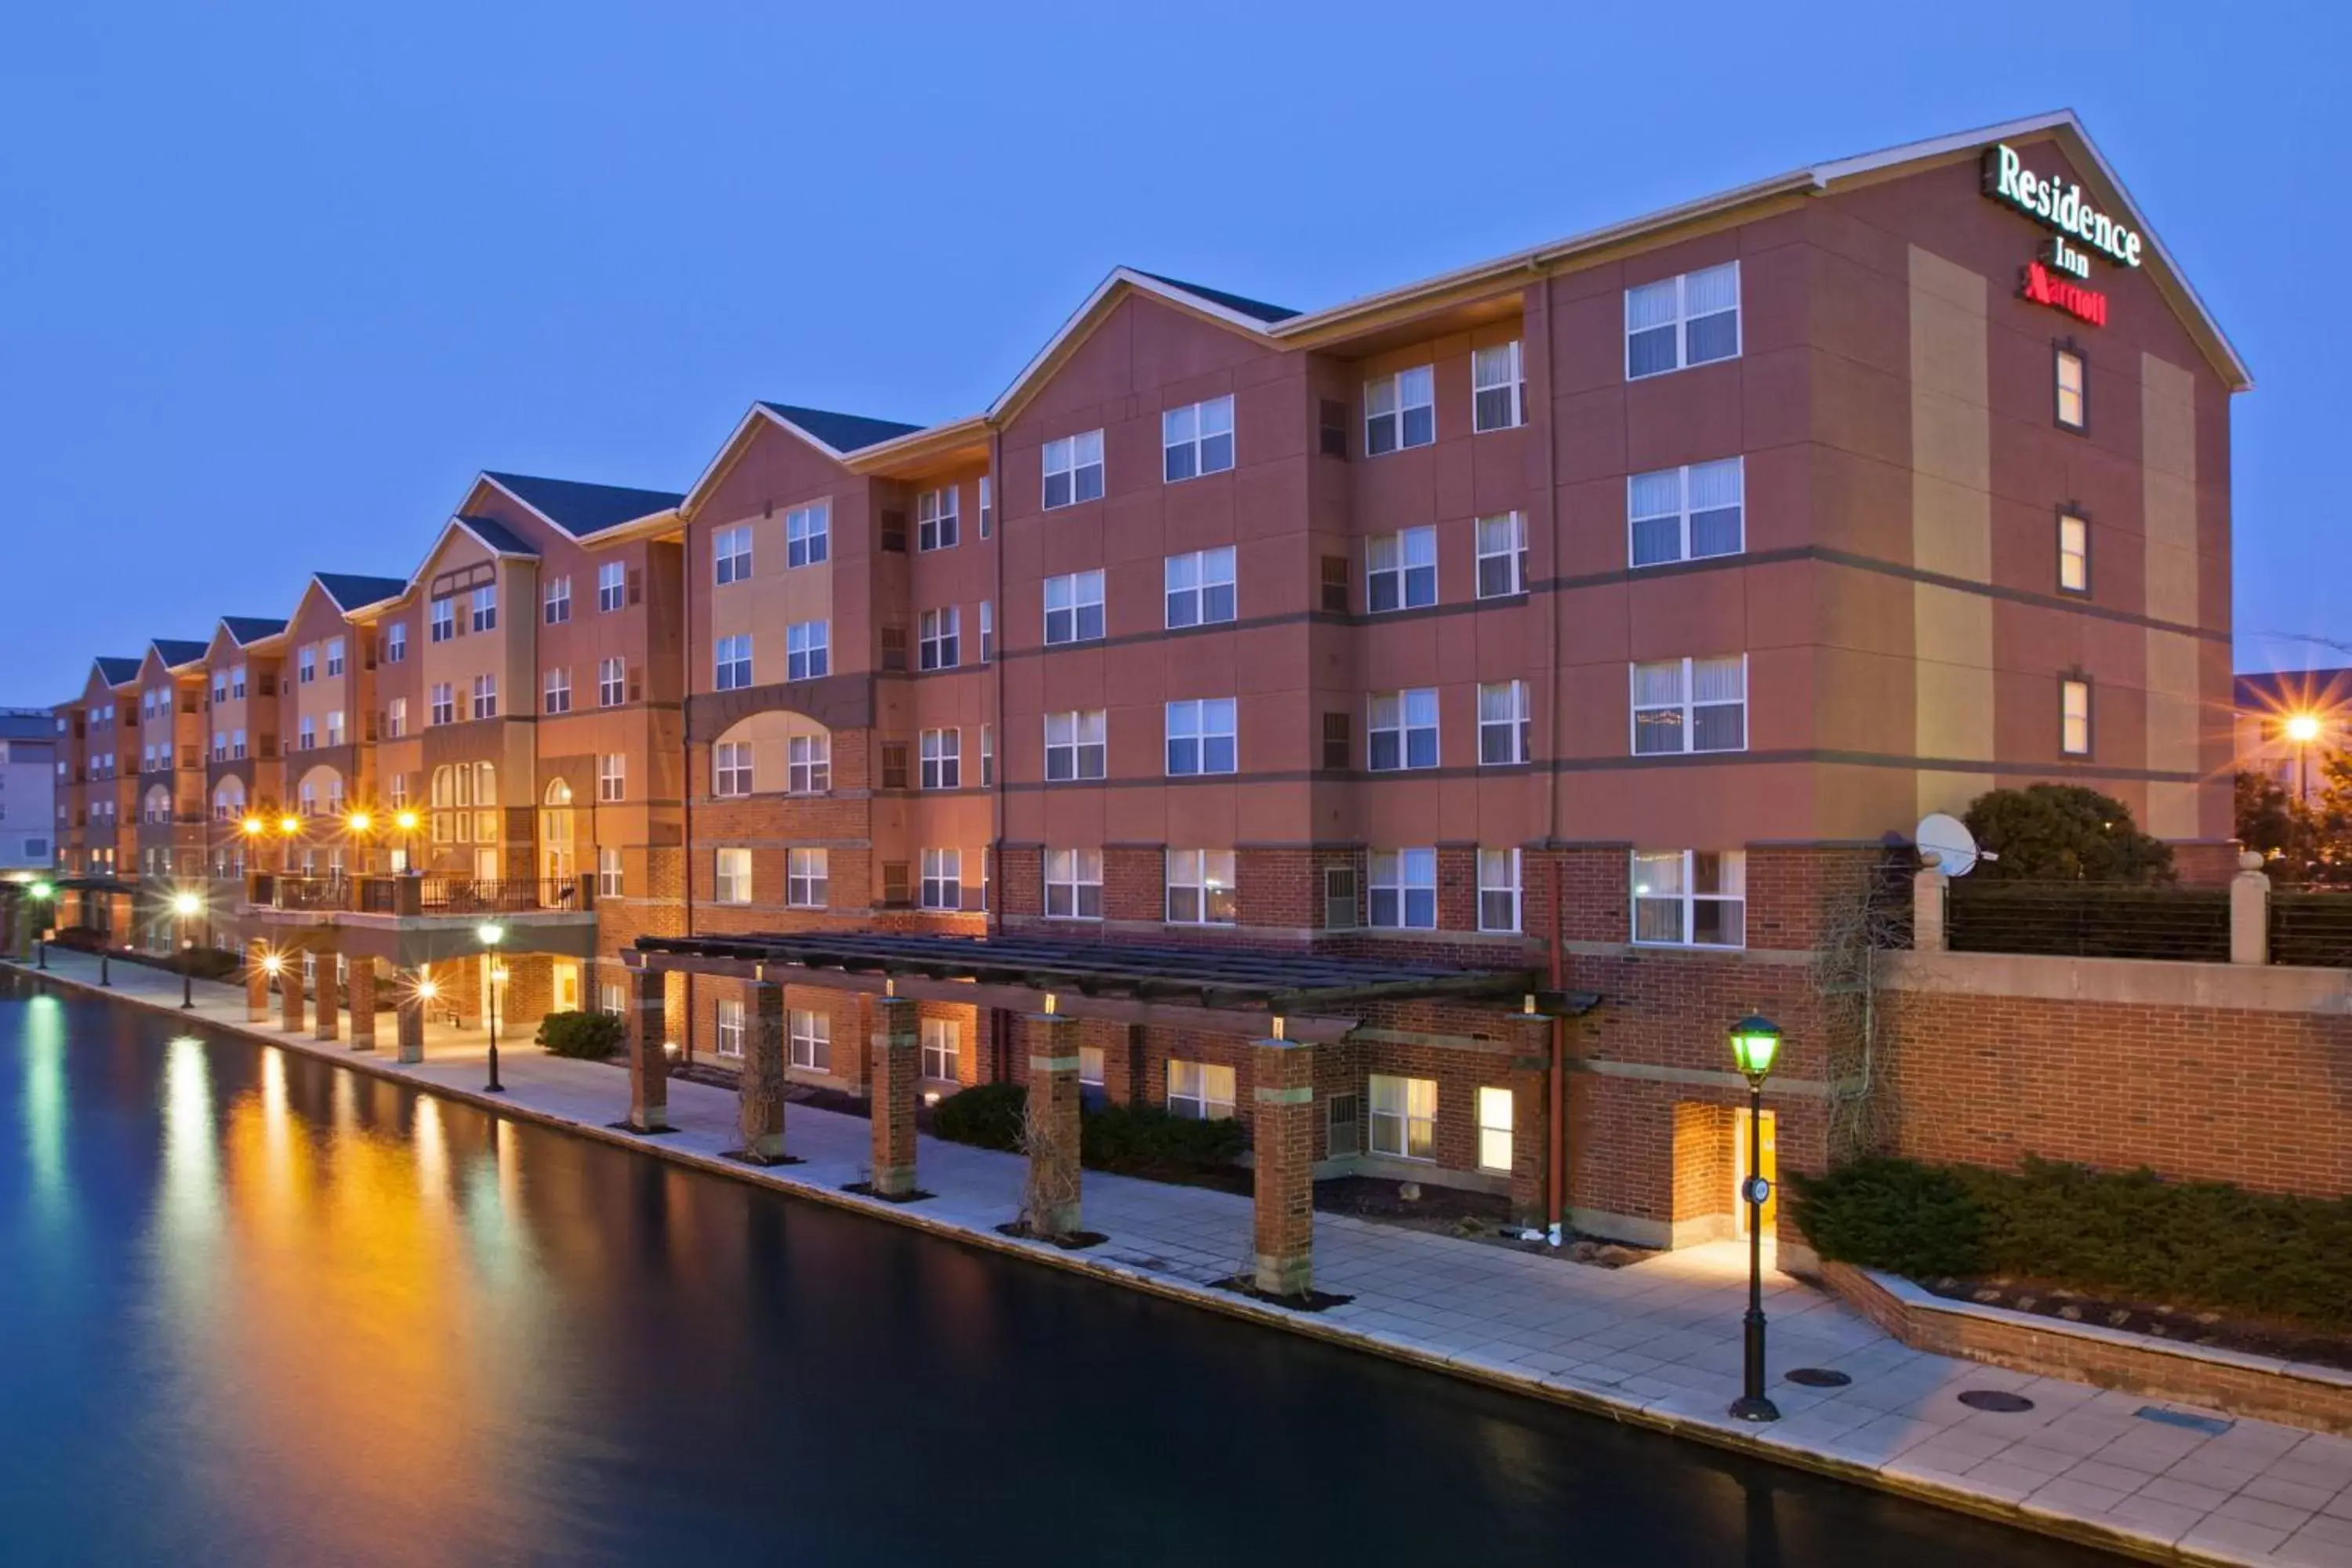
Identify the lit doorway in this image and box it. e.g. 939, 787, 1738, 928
553, 960, 580, 1014
1733, 1107, 1778, 1237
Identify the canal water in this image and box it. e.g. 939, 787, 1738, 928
0, 978, 2116, 1566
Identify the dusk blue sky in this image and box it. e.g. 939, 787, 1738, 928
2, 2, 2343, 702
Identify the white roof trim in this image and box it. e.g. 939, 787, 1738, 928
985, 267, 1281, 421
471, 472, 565, 536
676, 403, 858, 518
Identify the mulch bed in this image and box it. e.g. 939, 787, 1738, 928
1213, 1276, 1355, 1313
842, 1181, 934, 1204
993, 1222, 1108, 1250
1924, 1276, 2352, 1373
1308, 1176, 1653, 1267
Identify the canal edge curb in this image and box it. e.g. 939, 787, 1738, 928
5, 960, 2220, 1568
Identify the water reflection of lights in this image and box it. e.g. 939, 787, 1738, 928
159, 1036, 220, 1231
415, 1097, 448, 1200
22, 996, 68, 1219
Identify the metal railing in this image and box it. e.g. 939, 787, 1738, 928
245, 872, 590, 916
2267, 890, 2352, 969
1945, 881, 2231, 963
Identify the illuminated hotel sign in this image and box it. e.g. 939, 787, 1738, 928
1981, 142, 2141, 327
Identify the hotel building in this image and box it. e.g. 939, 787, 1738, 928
38, 111, 2245, 1257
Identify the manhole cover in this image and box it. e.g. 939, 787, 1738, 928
1784, 1367, 1852, 1387
1958, 1389, 2035, 1413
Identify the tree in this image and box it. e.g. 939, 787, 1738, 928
2235, 769, 2316, 879
1962, 784, 2176, 884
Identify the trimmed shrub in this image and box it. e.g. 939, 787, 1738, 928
931, 1082, 1027, 1151
535, 1009, 624, 1060
1792, 1156, 2352, 1332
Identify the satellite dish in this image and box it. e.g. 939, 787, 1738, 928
1915, 813, 1996, 877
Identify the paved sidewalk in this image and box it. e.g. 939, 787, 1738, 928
13, 947, 2352, 1566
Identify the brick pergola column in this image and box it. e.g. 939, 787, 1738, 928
1251, 1036, 1316, 1298
1508, 1047, 1553, 1232
1023, 1011, 1083, 1237
626, 965, 670, 1133
869, 995, 919, 1196
313, 954, 339, 1043
278, 958, 307, 1034
395, 967, 426, 1064
739, 980, 787, 1161
348, 958, 378, 1051
245, 941, 271, 1022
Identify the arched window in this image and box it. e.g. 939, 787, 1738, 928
212, 777, 246, 823
144, 784, 172, 825
541, 777, 575, 881
428, 762, 499, 845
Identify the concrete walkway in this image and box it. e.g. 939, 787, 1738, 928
12, 946, 2352, 1566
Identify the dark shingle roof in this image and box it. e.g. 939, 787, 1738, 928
1138, 270, 1301, 325
94, 656, 141, 685
481, 472, 684, 539
0, 710, 56, 741
759, 403, 924, 455
221, 616, 287, 645
150, 638, 208, 668
314, 573, 411, 612
453, 515, 538, 557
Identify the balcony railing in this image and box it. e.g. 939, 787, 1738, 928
1945, 881, 2231, 963
245, 872, 593, 916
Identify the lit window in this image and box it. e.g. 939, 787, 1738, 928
920, 1018, 960, 1081
1368, 689, 1439, 771
714, 634, 752, 691
1043, 571, 1105, 644
714, 847, 752, 904
2059, 514, 2089, 593
920, 848, 962, 910
786, 621, 828, 681
919, 608, 960, 671
1475, 513, 1527, 598
1632, 850, 1746, 947
785, 503, 829, 568
920, 728, 960, 789
714, 525, 753, 585
787, 848, 827, 908
1164, 546, 1237, 628
1043, 430, 1105, 510
787, 734, 830, 794
1369, 1074, 1436, 1160
1044, 710, 1106, 782
1369, 848, 1437, 930
2062, 677, 2092, 755
1632, 657, 1747, 754
1472, 341, 1524, 431
1364, 366, 1435, 456
1625, 262, 1740, 379
1167, 1059, 1236, 1120
325, 710, 345, 746
1478, 848, 1520, 933
1163, 395, 1236, 482
714, 741, 753, 797
2056, 347, 2086, 430
1479, 681, 1530, 765
1044, 847, 1102, 919
298, 716, 316, 752
917, 486, 960, 551
1476, 1086, 1514, 1172
1629, 459, 1744, 568
1367, 526, 1437, 612
1166, 849, 1236, 925
1165, 699, 1236, 776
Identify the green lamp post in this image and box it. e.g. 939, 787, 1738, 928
1728, 1014, 1783, 1423
478, 923, 507, 1094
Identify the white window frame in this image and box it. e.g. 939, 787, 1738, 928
543, 668, 572, 714
430, 683, 454, 727
297, 716, 317, 752
597, 847, 622, 898
714, 846, 753, 905
1044, 710, 1106, 782
786, 620, 828, 681
1624, 262, 1741, 380
1478, 848, 1521, 933
600, 655, 627, 707
298, 647, 317, 684
787, 733, 830, 795
715, 997, 746, 1060
1167, 1058, 1236, 1120
920, 1018, 960, 1082
785, 503, 829, 568
1162, 394, 1235, 483
714, 740, 753, 797
1368, 688, 1439, 771
1369, 1074, 1436, 1160
917, 486, 960, 551
1164, 698, 1236, 776
1042, 430, 1105, 510
597, 753, 626, 803
920, 848, 962, 911
1043, 570, 1105, 645
920, 727, 961, 790
1165, 848, 1236, 926
1629, 458, 1745, 568
714, 524, 753, 585
978, 474, 993, 537
1044, 847, 1102, 919
1368, 848, 1438, 930
470, 584, 497, 633
1479, 681, 1530, 766
2062, 677, 2092, 756
1475, 512, 1527, 598
2059, 514, 2089, 593
1164, 546, 1237, 629
544, 575, 572, 623
471, 673, 497, 720
325, 637, 345, 677
1632, 849, 1747, 949
1363, 366, 1435, 456
597, 561, 626, 612
1367, 526, 1437, 612
2056, 347, 2086, 430
789, 1008, 830, 1072
787, 847, 828, 908
1475, 1085, 1514, 1173
919, 606, 960, 671
711, 633, 752, 691
1472, 340, 1524, 432
979, 600, 994, 663
1631, 655, 1747, 756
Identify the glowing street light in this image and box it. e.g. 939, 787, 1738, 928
2286, 713, 2323, 744
171, 888, 203, 1007
477, 923, 507, 1094
2286, 712, 2325, 800
1727, 1014, 1784, 1425
27, 880, 54, 971
393, 808, 420, 875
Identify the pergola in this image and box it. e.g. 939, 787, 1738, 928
616, 930, 1595, 1302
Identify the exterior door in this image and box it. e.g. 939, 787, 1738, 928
553, 960, 579, 1014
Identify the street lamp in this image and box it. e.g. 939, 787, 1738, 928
393, 809, 420, 875
28, 880, 53, 971
171, 890, 202, 1007
1728, 1014, 1784, 1424
477, 922, 506, 1093
2286, 712, 2323, 802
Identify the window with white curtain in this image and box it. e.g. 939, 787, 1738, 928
1475, 513, 1527, 597
1625, 262, 1740, 379
786, 621, 828, 681
1044, 711, 1106, 781
1163, 395, 1235, 481
787, 733, 830, 793
1631, 656, 1747, 754
920, 728, 960, 789
1472, 341, 1523, 431
1632, 850, 1746, 947
714, 741, 753, 797
1164, 547, 1236, 628
715, 998, 746, 1059
1165, 848, 1236, 925
1478, 848, 1520, 933
1167, 1059, 1236, 1120
714, 847, 752, 904
1369, 848, 1437, 930
543, 669, 572, 714
1479, 681, 1529, 765
1044, 570, 1105, 644
785, 503, 829, 567
1368, 689, 1439, 771
919, 607, 960, 670
1164, 699, 1236, 775
714, 525, 753, 584
1369, 1074, 1436, 1160
920, 848, 962, 910
2058, 514, 2089, 593
1043, 430, 1105, 509
1367, 526, 1437, 611
1629, 458, 1744, 568
1476, 1086, 1514, 1171
787, 848, 827, 907
1044, 848, 1102, 918
600, 656, 627, 706
714, 634, 752, 691
2062, 678, 2092, 755
917, 486, 959, 551
789, 1009, 830, 1071
597, 561, 626, 610
1364, 366, 1435, 456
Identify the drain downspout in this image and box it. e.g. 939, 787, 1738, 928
1537, 271, 1566, 1249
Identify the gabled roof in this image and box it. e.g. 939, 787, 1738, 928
93, 656, 140, 687
149, 638, 208, 670
1135, 271, 1299, 325
314, 573, 411, 615
478, 472, 685, 539
986, 267, 1298, 423
452, 514, 539, 557
220, 616, 287, 646
757, 404, 925, 456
